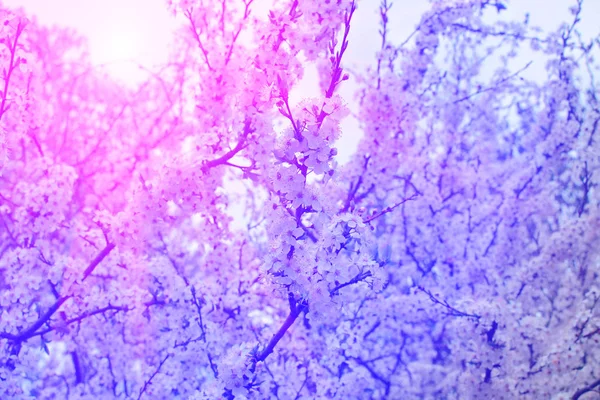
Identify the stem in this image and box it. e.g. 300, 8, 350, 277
0, 20, 25, 122
0, 296, 71, 342
1, 244, 122, 342
350, 356, 391, 395
191, 286, 218, 378
202, 118, 253, 171
185, 9, 213, 72
137, 354, 170, 400
418, 286, 481, 319
330, 271, 372, 295
573, 378, 600, 400
256, 302, 305, 363
362, 194, 419, 224
82, 242, 116, 280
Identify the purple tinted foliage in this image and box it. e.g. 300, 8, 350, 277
0, 0, 599, 399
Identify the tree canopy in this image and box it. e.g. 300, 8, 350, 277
1, 0, 599, 399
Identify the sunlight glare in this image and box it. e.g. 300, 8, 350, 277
3, 0, 176, 85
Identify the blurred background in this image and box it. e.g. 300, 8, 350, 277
3, 0, 599, 164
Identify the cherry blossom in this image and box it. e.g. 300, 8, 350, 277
1, 0, 599, 398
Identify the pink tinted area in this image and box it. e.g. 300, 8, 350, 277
0, 0, 599, 399
3, 0, 177, 85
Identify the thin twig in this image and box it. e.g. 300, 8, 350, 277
137, 354, 170, 400
0, 19, 25, 121
452, 61, 533, 104
363, 194, 419, 224
417, 286, 481, 319
330, 271, 372, 295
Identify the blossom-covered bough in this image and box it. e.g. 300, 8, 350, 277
0, 0, 599, 398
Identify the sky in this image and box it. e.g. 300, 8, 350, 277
3, 0, 599, 164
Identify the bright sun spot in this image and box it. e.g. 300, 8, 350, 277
89, 23, 149, 84
97, 27, 142, 64
3, 0, 176, 85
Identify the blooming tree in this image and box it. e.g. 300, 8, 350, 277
1, 0, 599, 399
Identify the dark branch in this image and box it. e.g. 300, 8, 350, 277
254, 300, 307, 364
573, 378, 600, 400
202, 118, 254, 171
0, 296, 71, 342
330, 270, 372, 295
191, 286, 218, 378
137, 354, 170, 400
7, 304, 129, 341
82, 242, 116, 281
417, 286, 481, 319
363, 194, 419, 224
349, 356, 391, 395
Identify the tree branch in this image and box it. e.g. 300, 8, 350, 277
1, 244, 121, 342
82, 242, 116, 281
0, 296, 71, 342
0, 19, 26, 122
2, 303, 128, 342
201, 118, 253, 171
349, 356, 391, 395
254, 300, 307, 364
573, 378, 600, 400
330, 270, 372, 295
137, 354, 170, 400
363, 194, 419, 224
184, 9, 213, 72
417, 286, 481, 319
191, 286, 218, 378
452, 61, 533, 104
